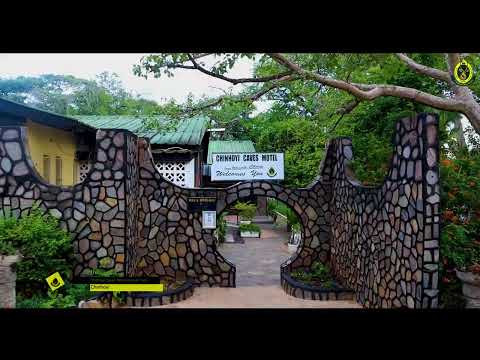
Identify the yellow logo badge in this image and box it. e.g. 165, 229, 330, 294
453, 59, 474, 85
46, 272, 65, 291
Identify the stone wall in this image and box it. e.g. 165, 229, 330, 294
0, 127, 130, 277
0, 113, 440, 308
133, 139, 235, 286
322, 113, 440, 308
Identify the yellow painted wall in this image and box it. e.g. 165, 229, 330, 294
26, 120, 77, 186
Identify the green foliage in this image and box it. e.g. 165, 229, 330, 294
291, 262, 335, 289
0, 207, 73, 289
0, 72, 162, 117
268, 199, 299, 228
215, 214, 227, 244
16, 283, 91, 309
439, 150, 480, 308
239, 223, 261, 233
233, 201, 257, 221
244, 115, 325, 187
0, 206, 95, 308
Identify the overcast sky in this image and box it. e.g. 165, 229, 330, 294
0, 53, 258, 103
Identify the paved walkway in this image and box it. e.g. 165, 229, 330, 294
154, 223, 360, 308
155, 286, 360, 308
222, 223, 291, 287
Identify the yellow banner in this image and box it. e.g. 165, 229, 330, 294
90, 284, 165, 292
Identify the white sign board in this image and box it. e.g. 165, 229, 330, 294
202, 211, 217, 229
211, 153, 284, 181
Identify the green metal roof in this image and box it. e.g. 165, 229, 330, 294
207, 140, 256, 164
74, 115, 209, 146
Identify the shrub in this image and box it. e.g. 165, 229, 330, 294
239, 223, 261, 234
215, 214, 227, 244
16, 283, 91, 308
0, 206, 73, 296
0, 205, 98, 308
291, 261, 335, 289
439, 151, 480, 307
267, 199, 300, 229
233, 201, 257, 221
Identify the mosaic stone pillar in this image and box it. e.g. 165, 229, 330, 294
0, 127, 134, 278
325, 113, 440, 308
133, 139, 236, 287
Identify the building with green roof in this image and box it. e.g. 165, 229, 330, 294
0, 97, 260, 190
74, 115, 211, 188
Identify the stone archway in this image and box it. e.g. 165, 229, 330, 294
215, 180, 332, 275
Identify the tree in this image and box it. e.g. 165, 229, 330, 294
0, 72, 162, 116
133, 53, 480, 135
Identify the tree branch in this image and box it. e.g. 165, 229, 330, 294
395, 53, 452, 83
186, 53, 293, 85
181, 74, 298, 114
268, 53, 464, 113
329, 99, 361, 132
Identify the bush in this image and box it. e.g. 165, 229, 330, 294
291, 261, 335, 289
439, 151, 480, 308
0, 206, 73, 295
239, 223, 261, 234
233, 201, 257, 221
215, 214, 227, 244
16, 283, 91, 309
267, 199, 300, 229
0, 205, 98, 308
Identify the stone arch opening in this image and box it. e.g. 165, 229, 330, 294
215, 180, 331, 279
215, 192, 306, 286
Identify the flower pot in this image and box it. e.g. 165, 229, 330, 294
240, 231, 260, 238
288, 243, 299, 254
456, 270, 480, 308
240, 220, 252, 225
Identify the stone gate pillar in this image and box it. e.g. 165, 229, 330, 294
0, 254, 21, 308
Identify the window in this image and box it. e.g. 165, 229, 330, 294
55, 157, 62, 185
154, 158, 195, 188
43, 155, 50, 182
76, 160, 92, 183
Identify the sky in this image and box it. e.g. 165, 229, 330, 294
0, 53, 270, 108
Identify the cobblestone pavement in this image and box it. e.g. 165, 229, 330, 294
151, 223, 360, 308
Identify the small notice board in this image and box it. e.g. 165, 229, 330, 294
202, 211, 217, 229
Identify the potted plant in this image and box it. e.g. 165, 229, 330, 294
456, 266, 480, 308
233, 201, 257, 225
441, 222, 480, 308
239, 223, 261, 238
288, 223, 301, 254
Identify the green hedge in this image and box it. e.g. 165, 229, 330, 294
239, 223, 261, 233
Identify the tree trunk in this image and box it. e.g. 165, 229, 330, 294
453, 116, 467, 148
